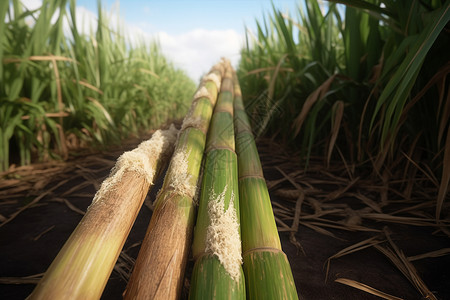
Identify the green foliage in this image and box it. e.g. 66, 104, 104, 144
0, 0, 196, 171
238, 0, 449, 217
238, 1, 348, 165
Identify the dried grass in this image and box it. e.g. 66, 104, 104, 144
1, 132, 448, 298
256, 138, 449, 299
0, 273, 44, 285
335, 278, 404, 300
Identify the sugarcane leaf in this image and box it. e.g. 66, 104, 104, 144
327, 0, 394, 17
292, 74, 337, 137
0, 0, 9, 79
371, 4, 450, 145
344, 5, 363, 81
327, 100, 344, 166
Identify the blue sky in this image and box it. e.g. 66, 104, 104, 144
23, 0, 302, 80
78, 0, 299, 35
76, 0, 302, 80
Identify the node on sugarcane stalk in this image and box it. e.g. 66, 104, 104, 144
123, 61, 226, 300
28, 125, 178, 300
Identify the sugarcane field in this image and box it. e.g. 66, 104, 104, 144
1, 0, 450, 299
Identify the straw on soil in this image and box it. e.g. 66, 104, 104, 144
335, 278, 404, 300
256, 137, 449, 298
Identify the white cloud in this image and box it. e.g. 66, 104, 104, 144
154, 29, 243, 81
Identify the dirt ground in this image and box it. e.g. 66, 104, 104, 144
1, 133, 449, 299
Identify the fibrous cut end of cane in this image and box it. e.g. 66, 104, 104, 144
203, 73, 221, 90
168, 148, 196, 199
91, 125, 178, 206
205, 186, 242, 282
193, 86, 212, 102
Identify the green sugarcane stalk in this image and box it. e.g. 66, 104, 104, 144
28, 125, 178, 300
124, 61, 225, 300
189, 61, 245, 299
233, 69, 299, 300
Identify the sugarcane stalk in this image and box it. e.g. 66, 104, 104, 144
233, 70, 299, 299
28, 125, 178, 300
189, 62, 245, 299
123, 62, 225, 300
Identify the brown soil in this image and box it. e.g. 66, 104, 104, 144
0, 134, 449, 299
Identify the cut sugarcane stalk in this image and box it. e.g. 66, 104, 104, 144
232, 70, 299, 300
189, 62, 245, 299
28, 126, 178, 300
124, 62, 225, 300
